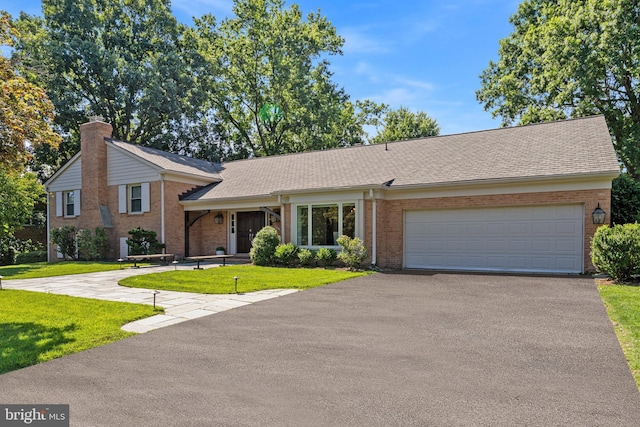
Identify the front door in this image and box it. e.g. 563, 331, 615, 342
237, 211, 266, 253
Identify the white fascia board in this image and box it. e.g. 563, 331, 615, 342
180, 196, 279, 211
44, 151, 82, 190
160, 171, 221, 185
383, 173, 618, 201
270, 183, 388, 196
287, 191, 366, 204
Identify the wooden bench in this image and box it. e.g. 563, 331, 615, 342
126, 254, 175, 268
185, 254, 234, 269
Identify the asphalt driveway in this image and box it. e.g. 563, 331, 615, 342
1, 273, 638, 426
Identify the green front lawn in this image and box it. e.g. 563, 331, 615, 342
120, 265, 370, 294
599, 284, 640, 389
0, 261, 148, 279
0, 290, 162, 374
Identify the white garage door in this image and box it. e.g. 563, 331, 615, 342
404, 205, 584, 273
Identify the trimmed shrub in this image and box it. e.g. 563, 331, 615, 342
78, 227, 111, 260
337, 235, 368, 270
249, 226, 280, 266
51, 226, 78, 260
297, 248, 315, 266
274, 243, 299, 266
316, 247, 337, 267
126, 227, 165, 255
15, 251, 47, 264
591, 223, 640, 282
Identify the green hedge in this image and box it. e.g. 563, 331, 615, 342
591, 223, 640, 282
15, 251, 48, 264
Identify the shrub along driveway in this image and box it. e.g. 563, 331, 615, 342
0, 273, 638, 426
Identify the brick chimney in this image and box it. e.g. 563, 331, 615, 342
79, 118, 112, 229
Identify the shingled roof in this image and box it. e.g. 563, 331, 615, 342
108, 139, 222, 181
181, 115, 619, 202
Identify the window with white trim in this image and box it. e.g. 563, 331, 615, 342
55, 190, 80, 217
130, 184, 142, 213
64, 191, 75, 217
296, 202, 356, 246
118, 183, 150, 214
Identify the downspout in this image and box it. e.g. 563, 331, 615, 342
160, 175, 166, 246
279, 195, 286, 243
46, 190, 51, 263
370, 188, 377, 266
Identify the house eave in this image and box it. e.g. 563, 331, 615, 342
384, 171, 620, 192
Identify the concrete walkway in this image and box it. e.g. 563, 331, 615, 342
2, 263, 298, 333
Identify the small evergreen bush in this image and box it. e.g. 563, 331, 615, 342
51, 226, 78, 260
126, 227, 165, 255
591, 223, 640, 282
249, 226, 280, 266
337, 235, 368, 270
316, 247, 337, 267
274, 243, 299, 266
297, 248, 315, 266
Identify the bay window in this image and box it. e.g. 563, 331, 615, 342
296, 202, 356, 247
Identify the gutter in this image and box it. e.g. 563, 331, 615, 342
46, 190, 51, 263
370, 188, 377, 266
161, 175, 165, 245
382, 171, 620, 192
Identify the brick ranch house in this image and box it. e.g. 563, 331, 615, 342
45, 115, 619, 273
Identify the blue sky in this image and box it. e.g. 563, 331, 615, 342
3, 0, 520, 135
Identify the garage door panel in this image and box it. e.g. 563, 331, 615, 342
486, 223, 507, 234
487, 239, 508, 251
556, 221, 578, 234
404, 205, 583, 273
487, 256, 508, 268
556, 239, 579, 252
509, 239, 529, 251
508, 257, 529, 269
532, 221, 554, 234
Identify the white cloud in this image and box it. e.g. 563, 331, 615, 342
395, 78, 435, 92
368, 88, 419, 107
341, 28, 390, 54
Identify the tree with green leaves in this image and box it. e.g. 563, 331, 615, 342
476, 0, 639, 175
193, 0, 383, 158
12, 0, 205, 175
611, 173, 640, 225
371, 107, 440, 143
0, 170, 45, 237
1, 11, 60, 174
0, 12, 52, 242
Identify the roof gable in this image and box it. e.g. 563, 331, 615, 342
108, 139, 222, 182
45, 152, 82, 190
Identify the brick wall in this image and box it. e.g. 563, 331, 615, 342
375, 189, 611, 272
79, 120, 111, 230
187, 211, 228, 256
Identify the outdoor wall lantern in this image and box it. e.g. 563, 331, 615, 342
592, 203, 606, 224
214, 212, 224, 224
